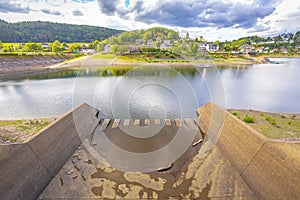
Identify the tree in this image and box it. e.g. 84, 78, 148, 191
118, 45, 128, 54
68, 43, 81, 53
110, 45, 119, 54
51, 40, 63, 53
24, 42, 43, 52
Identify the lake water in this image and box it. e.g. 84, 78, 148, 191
0, 57, 300, 120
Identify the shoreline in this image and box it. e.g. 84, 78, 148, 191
1, 54, 299, 81
1, 108, 299, 144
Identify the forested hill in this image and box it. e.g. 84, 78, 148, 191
0, 19, 124, 43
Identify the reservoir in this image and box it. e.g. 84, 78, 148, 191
0, 57, 299, 119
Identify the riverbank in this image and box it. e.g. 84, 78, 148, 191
0, 54, 82, 80
1, 109, 299, 144
228, 109, 300, 140
0, 118, 55, 144
0, 53, 298, 81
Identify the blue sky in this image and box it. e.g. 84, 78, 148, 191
0, 0, 300, 41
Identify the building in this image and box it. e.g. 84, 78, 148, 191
198, 42, 207, 52
160, 43, 172, 51
41, 43, 51, 51
239, 44, 255, 54
104, 45, 111, 53
147, 39, 153, 46
156, 36, 162, 43
128, 46, 141, 54
135, 39, 144, 45
206, 43, 219, 52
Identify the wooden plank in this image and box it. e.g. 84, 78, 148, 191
100, 119, 110, 130
123, 119, 130, 126
144, 119, 150, 126
112, 119, 120, 128
134, 119, 140, 125
164, 119, 171, 126
184, 118, 196, 129
154, 119, 160, 125
174, 118, 181, 127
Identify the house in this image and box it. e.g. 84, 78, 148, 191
239, 44, 255, 54
198, 42, 207, 52
163, 40, 172, 45
256, 46, 264, 53
147, 39, 153, 46
41, 43, 51, 51
205, 43, 219, 52
81, 49, 96, 55
156, 36, 162, 43
104, 45, 111, 53
280, 46, 288, 54
160, 43, 173, 51
128, 46, 141, 54
135, 39, 144, 45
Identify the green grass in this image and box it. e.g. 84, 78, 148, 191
91, 53, 117, 59
0, 119, 50, 143
230, 110, 300, 140
243, 116, 255, 123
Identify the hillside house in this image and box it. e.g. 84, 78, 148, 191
128, 46, 141, 54
240, 44, 255, 54
42, 43, 51, 51
160, 43, 172, 50
198, 42, 207, 52
156, 36, 162, 43
135, 39, 144, 45
206, 43, 219, 52
104, 45, 111, 53
147, 39, 153, 45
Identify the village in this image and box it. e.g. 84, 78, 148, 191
1, 29, 300, 57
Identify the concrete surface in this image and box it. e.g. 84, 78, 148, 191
0, 103, 99, 200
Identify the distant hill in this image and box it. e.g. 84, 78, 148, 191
0, 19, 124, 43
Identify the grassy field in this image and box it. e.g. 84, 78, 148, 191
229, 109, 300, 140
0, 119, 53, 144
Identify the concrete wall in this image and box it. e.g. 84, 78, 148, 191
0, 103, 99, 200
196, 103, 300, 200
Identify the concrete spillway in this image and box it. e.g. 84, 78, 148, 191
0, 103, 299, 199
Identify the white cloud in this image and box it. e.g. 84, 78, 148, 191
0, 0, 299, 41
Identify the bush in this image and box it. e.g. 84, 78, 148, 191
232, 111, 238, 116
244, 116, 255, 123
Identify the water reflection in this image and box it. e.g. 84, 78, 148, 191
0, 58, 300, 119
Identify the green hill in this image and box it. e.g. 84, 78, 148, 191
0, 19, 124, 43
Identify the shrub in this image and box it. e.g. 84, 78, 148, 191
232, 111, 238, 116
244, 116, 255, 123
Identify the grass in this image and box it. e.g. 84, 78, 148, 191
243, 116, 255, 123
0, 119, 51, 143
230, 110, 300, 140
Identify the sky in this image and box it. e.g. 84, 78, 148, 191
0, 0, 300, 41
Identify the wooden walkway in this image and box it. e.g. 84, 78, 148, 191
97, 118, 199, 131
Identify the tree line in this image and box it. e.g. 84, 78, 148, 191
0, 19, 123, 43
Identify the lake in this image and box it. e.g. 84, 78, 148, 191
0, 57, 300, 120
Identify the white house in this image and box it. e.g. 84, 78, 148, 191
198, 42, 207, 52
104, 45, 111, 53
135, 39, 144, 45
160, 43, 172, 50
156, 36, 162, 43
205, 43, 219, 52
147, 39, 153, 46
128, 46, 141, 53
239, 44, 255, 54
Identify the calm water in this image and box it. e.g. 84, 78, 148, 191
0, 57, 300, 119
